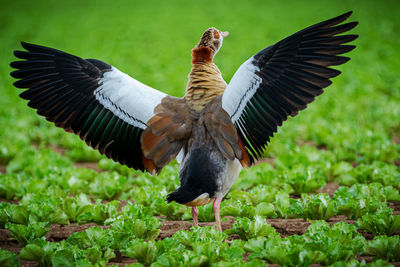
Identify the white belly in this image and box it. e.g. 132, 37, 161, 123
214, 158, 242, 199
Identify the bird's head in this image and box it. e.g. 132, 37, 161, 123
196, 27, 229, 58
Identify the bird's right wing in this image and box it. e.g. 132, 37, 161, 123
11, 42, 168, 172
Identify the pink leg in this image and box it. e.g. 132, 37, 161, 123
213, 198, 222, 232
191, 206, 199, 227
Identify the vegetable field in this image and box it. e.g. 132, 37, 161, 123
1, 0, 399, 266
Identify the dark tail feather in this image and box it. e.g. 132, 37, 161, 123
167, 186, 199, 204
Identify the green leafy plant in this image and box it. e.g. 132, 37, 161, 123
273, 192, 290, 218
244, 221, 366, 266
109, 216, 161, 242
153, 199, 188, 221
62, 194, 92, 222
225, 216, 277, 240
337, 161, 400, 189
6, 222, 50, 246
283, 167, 326, 195
122, 239, 160, 266
221, 200, 255, 218
334, 184, 387, 219
197, 203, 215, 222
384, 186, 400, 201
65, 227, 116, 265
363, 235, 400, 261
357, 207, 400, 235
89, 172, 127, 200
0, 249, 18, 267
173, 226, 227, 249
329, 259, 393, 267
289, 193, 337, 220
77, 200, 119, 225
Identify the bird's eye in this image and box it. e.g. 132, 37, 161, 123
213, 30, 220, 39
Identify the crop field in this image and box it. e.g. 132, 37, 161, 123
0, 0, 399, 266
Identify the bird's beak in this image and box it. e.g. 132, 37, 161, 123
221, 31, 229, 39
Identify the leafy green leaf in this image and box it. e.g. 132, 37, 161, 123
6, 222, 50, 246
77, 200, 119, 225
289, 193, 337, 220
0, 249, 18, 267
225, 216, 277, 240
51, 249, 75, 267
122, 240, 159, 266
19, 243, 45, 262
363, 235, 400, 261
357, 207, 400, 235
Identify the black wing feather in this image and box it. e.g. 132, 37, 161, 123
10, 42, 146, 171
227, 11, 358, 163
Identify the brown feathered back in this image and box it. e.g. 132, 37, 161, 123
203, 96, 241, 160
203, 96, 250, 168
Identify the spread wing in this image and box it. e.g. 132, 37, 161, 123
222, 11, 358, 164
10, 42, 167, 172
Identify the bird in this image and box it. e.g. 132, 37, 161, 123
10, 12, 358, 231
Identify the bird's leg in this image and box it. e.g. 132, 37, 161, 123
191, 206, 199, 227
213, 198, 222, 232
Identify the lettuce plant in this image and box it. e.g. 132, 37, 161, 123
225, 216, 277, 240
122, 239, 160, 266
153, 198, 188, 221
6, 222, 50, 246
334, 184, 387, 219
221, 200, 255, 218
77, 200, 119, 225
363, 235, 400, 261
289, 193, 337, 220
0, 249, 18, 267
283, 167, 326, 195
357, 207, 400, 235
244, 221, 366, 266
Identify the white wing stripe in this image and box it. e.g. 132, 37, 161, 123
95, 66, 166, 129
222, 57, 262, 122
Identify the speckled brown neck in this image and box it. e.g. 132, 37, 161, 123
185, 62, 227, 112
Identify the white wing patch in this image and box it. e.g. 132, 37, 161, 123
94, 66, 166, 129
222, 57, 262, 122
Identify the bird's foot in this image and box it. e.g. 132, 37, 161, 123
191, 206, 199, 227
213, 198, 222, 232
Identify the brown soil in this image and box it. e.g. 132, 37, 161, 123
317, 182, 339, 197
395, 159, 400, 168
0, 198, 19, 205
0, 165, 6, 174
393, 136, 400, 145
46, 223, 109, 242
389, 201, 400, 216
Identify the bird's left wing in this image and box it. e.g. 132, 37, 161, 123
11, 42, 167, 172
222, 12, 358, 165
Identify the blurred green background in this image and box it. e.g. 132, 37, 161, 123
0, 0, 399, 166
